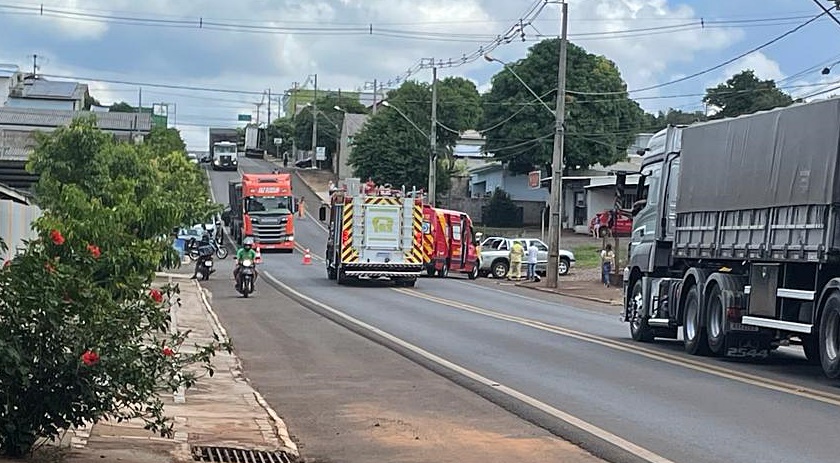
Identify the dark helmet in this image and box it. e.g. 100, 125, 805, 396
243, 237, 255, 249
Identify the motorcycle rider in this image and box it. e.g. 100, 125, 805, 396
190, 232, 216, 279
233, 236, 258, 290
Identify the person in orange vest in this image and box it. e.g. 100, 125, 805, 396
298, 196, 306, 218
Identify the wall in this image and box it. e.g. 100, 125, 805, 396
0, 199, 41, 260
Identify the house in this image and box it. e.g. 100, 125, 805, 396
452, 130, 492, 170
5, 72, 89, 111
468, 162, 548, 225
0, 181, 41, 261
0, 107, 152, 188
336, 113, 369, 179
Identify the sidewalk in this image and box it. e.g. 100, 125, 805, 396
48, 274, 298, 463
515, 268, 624, 305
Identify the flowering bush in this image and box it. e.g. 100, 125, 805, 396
0, 119, 227, 457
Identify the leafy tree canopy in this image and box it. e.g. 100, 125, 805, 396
348, 78, 482, 196
643, 109, 708, 132
704, 70, 794, 119
482, 39, 645, 174
266, 117, 295, 155
294, 92, 369, 162
109, 101, 136, 113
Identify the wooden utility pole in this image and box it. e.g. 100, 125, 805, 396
546, 1, 568, 289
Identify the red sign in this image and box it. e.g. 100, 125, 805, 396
528, 171, 541, 189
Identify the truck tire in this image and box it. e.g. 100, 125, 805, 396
683, 284, 711, 356
438, 261, 449, 278
819, 292, 840, 378
705, 283, 727, 356
628, 279, 654, 342
397, 278, 417, 288
426, 265, 436, 277
491, 259, 509, 279
327, 264, 337, 280
558, 258, 571, 276
468, 265, 479, 280
337, 268, 348, 286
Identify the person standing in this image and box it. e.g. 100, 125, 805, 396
508, 240, 524, 281
526, 242, 538, 281
600, 243, 616, 287
298, 196, 306, 219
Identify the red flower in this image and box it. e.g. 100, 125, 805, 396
50, 229, 65, 245
44, 262, 56, 273
149, 288, 164, 304
87, 244, 101, 259
81, 350, 100, 366
3, 260, 10, 269
162, 347, 174, 357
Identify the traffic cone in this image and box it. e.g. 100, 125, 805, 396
302, 248, 312, 265
254, 247, 262, 264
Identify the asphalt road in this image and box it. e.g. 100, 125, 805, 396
208, 157, 840, 463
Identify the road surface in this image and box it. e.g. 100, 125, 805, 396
207, 157, 840, 463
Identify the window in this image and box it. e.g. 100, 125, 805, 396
452, 224, 462, 241
642, 163, 663, 207
534, 241, 548, 252
246, 196, 293, 213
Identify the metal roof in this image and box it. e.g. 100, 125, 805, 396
0, 107, 152, 132
20, 80, 84, 99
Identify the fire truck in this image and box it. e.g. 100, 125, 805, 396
422, 205, 480, 279
319, 179, 425, 286
227, 173, 296, 252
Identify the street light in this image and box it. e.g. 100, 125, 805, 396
484, 54, 555, 115
822, 61, 840, 75
332, 106, 346, 181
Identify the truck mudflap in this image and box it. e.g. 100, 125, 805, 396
723, 331, 773, 359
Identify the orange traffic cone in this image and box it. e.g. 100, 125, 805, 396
302, 248, 312, 265
254, 247, 262, 264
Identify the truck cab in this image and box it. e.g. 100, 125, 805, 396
228, 174, 296, 252
211, 141, 238, 171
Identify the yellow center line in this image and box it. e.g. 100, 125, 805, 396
392, 287, 840, 407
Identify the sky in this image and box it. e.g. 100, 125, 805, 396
1, 0, 839, 150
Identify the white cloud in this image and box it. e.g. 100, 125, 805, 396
0, 0, 758, 147
720, 51, 785, 84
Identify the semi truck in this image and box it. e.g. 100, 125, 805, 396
244, 124, 265, 159
319, 178, 425, 287
227, 173, 296, 252
621, 97, 840, 378
422, 205, 480, 279
208, 128, 239, 171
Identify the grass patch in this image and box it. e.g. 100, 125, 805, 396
572, 242, 629, 270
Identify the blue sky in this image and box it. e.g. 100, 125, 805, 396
0, 0, 837, 149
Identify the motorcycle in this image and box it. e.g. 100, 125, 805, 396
188, 237, 228, 260
195, 254, 215, 281
237, 259, 256, 297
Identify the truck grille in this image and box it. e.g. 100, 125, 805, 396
250, 215, 290, 243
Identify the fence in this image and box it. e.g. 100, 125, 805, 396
0, 199, 41, 260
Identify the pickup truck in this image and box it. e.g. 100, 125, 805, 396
478, 236, 576, 278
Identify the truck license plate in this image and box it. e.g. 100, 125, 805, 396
731, 322, 759, 332
376, 252, 390, 261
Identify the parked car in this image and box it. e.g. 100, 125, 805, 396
186, 152, 199, 164
478, 236, 575, 278
588, 209, 633, 237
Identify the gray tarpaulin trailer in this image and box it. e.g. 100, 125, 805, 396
621, 97, 840, 378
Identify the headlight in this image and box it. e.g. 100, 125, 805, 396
242, 259, 253, 266
288, 236, 294, 241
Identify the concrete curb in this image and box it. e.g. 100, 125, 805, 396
514, 282, 622, 306
194, 281, 300, 457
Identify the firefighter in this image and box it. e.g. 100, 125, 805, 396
508, 240, 524, 281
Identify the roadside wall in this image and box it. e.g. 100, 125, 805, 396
0, 199, 41, 260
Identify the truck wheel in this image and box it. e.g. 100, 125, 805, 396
337, 268, 347, 286
802, 334, 821, 365
819, 292, 840, 378
398, 278, 417, 288
438, 262, 449, 278
628, 279, 654, 342
491, 259, 509, 279
683, 284, 711, 356
327, 265, 337, 280
468, 265, 479, 280
705, 283, 727, 356
426, 266, 436, 277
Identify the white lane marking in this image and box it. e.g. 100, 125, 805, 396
262, 271, 677, 463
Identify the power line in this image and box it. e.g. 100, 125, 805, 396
566, 11, 828, 96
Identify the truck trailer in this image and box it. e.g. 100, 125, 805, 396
622, 97, 840, 378
208, 128, 239, 171
227, 173, 296, 252
319, 179, 424, 286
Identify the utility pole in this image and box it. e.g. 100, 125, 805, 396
32, 54, 38, 77
372, 79, 378, 114
546, 1, 568, 289
429, 65, 438, 206
311, 74, 318, 169
267, 89, 272, 125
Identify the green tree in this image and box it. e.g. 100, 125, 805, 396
109, 101, 136, 112
704, 70, 793, 119
482, 39, 645, 174
146, 126, 187, 156
0, 117, 225, 457
294, 93, 368, 163
348, 78, 482, 195
484, 188, 520, 227
264, 118, 295, 155
643, 108, 708, 132
84, 93, 101, 110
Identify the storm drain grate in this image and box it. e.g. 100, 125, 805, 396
191, 445, 294, 463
